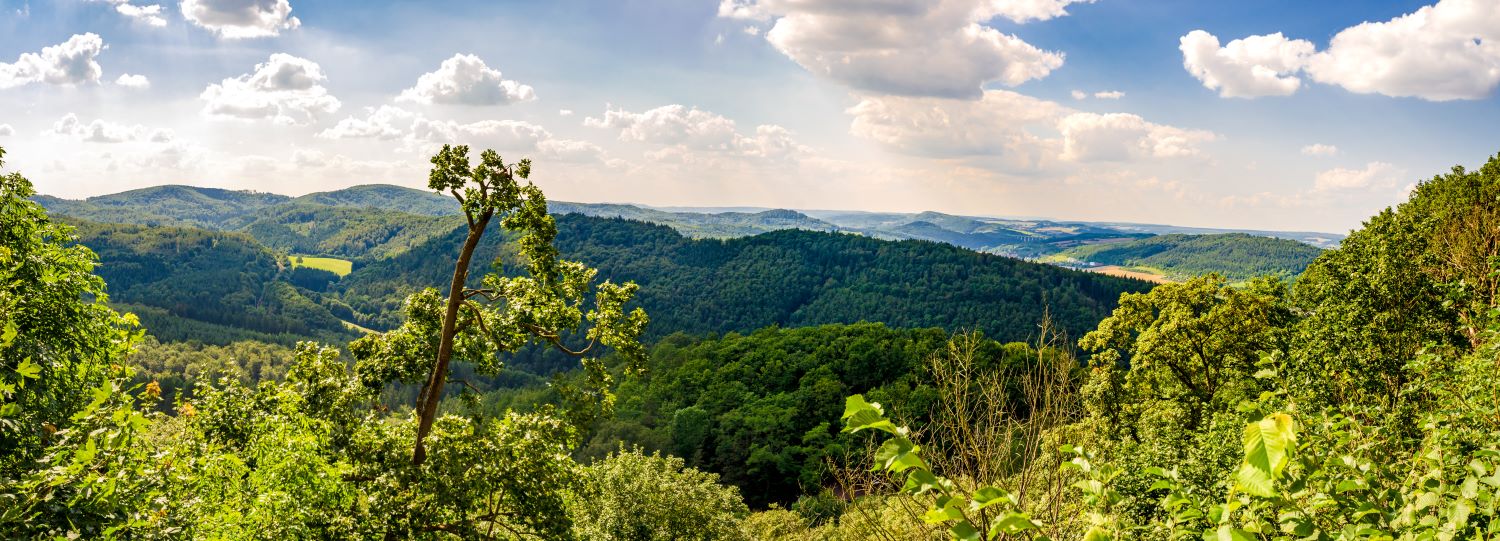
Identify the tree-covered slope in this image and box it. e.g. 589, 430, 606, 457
67, 219, 357, 345
1053, 232, 1324, 280
46, 185, 292, 229
339, 214, 1152, 341
239, 203, 463, 260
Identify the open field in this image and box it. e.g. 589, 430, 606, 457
1088, 265, 1173, 284
291, 255, 353, 277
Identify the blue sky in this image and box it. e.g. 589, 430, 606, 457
1, 0, 1497, 233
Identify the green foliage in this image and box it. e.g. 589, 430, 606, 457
341, 213, 1149, 341
0, 147, 140, 477
246, 204, 460, 260
571, 447, 750, 540
1056, 233, 1325, 281
841, 394, 1044, 541
67, 219, 357, 345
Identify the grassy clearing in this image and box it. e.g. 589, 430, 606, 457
1088, 265, 1173, 284
291, 255, 353, 277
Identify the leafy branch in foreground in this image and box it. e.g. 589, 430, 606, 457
841, 394, 1043, 541
347, 144, 648, 465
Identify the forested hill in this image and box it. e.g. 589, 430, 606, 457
339, 214, 1152, 342
65, 219, 358, 346
1051, 233, 1325, 280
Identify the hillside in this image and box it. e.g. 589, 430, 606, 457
337, 214, 1152, 341
1050, 233, 1325, 280
65, 219, 358, 346
239, 203, 463, 260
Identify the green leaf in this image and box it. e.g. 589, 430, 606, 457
968, 486, 1010, 513
1235, 412, 1296, 498
1214, 526, 1256, 541
989, 512, 1040, 537
841, 394, 899, 434
0, 320, 16, 348
15, 358, 40, 380
873, 436, 927, 473
924, 496, 965, 524
902, 468, 943, 495
950, 521, 982, 541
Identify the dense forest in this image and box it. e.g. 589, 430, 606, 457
6, 144, 1500, 540
1051, 232, 1326, 280
339, 215, 1149, 341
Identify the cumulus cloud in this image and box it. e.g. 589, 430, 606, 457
1094, 90, 1124, 99
47, 113, 173, 143
1314, 162, 1401, 192
847, 90, 1215, 170
88, 0, 167, 26
318, 105, 414, 140
718, 0, 1066, 98
0, 124, 13, 137
559, 109, 574, 117
1181, 0, 1500, 101
585, 105, 739, 149
115, 73, 150, 89
181, 0, 300, 38
1304, 0, 1500, 101
1058, 112, 1217, 162
848, 90, 1064, 163
200, 53, 340, 124
397, 54, 536, 106
1301, 143, 1338, 156
1180, 30, 1314, 98
586, 103, 810, 162
1070, 90, 1086, 100
319, 106, 604, 163
0, 33, 106, 89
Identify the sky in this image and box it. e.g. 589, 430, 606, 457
1, 0, 1498, 234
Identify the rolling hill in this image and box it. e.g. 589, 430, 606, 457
1048, 233, 1326, 281
337, 214, 1153, 342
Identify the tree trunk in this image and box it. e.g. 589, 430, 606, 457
413, 214, 491, 465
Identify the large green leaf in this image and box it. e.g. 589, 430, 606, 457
1235, 412, 1296, 497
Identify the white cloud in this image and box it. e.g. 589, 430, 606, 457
47, 113, 173, 143
115, 73, 150, 89
1181, 0, 1500, 102
1314, 162, 1401, 192
586, 103, 810, 163
1059, 112, 1216, 162
397, 54, 536, 106
1304, 0, 1500, 101
848, 90, 1064, 163
585, 104, 739, 149
181, 0, 300, 39
200, 53, 341, 125
1094, 90, 1124, 99
0, 124, 13, 137
720, 0, 1066, 98
743, 25, 761, 36
0, 33, 106, 89
986, 0, 1097, 23
88, 0, 167, 27
1301, 143, 1338, 156
847, 90, 1215, 170
558, 109, 574, 117
317, 105, 415, 140
1179, 30, 1314, 98
319, 107, 605, 163
1070, 90, 1086, 100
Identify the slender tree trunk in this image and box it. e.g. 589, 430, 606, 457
413, 214, 492, 465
